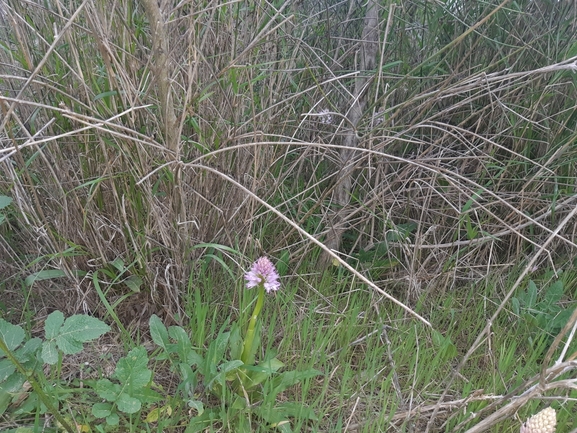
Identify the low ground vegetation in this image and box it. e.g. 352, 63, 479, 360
1, 0, 577, 431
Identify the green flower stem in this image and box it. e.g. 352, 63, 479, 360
241, 284, 265, 365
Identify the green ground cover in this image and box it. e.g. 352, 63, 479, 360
1, 0, 577, 431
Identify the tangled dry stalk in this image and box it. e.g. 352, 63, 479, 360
1, 0, 577, 431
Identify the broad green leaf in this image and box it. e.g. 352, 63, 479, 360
94, 90, 118, 101
114, 346, 151, 390
545, 280, 564, 306
44, 311, 64, 340
106, 412, 119, 425
527, 281, 538, 307
187, 348, 204, 368
96, 379, 121, 401
0, 372, 26, 416
116, 392, 141, 414
208, 360, 244, 390
178, 363, 197, 394
125, 275, 143, 292
146, 406, 161, 422
212, 328, 230, 363
271, 369, 323, 396
21, 337, 41, 356
149, 315, 169, 350
275, 401, 319, 420
219, 360, 244, 375
12, 337, 42, 366
0, 196, 12, 209
56, 336, 83, 355
110, 258, 125, 272
92, 402, 113, 418
552, 307, 575, 330
168, 326, 193, 361
187, 399, 204, 416
512, 297, 520, 315
229, 322, 243, 361
0, 359, 15, 382
56, 315, 110, 354
245, 358, 285, 389
41, 341, 58, 365
130, 386, 162, 404
185, 409, 216, 433
0, 319, 25, 355
25, 269, 67, 287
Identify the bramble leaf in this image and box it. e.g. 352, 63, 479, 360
56, 315, 110, 355
41, 341, 58, 365
0, 359, 15, 382
0, 319, 25, 355
44, 311, 64, 340
114, 346, 151, 390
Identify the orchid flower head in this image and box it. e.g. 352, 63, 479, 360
245, 256, 281, 293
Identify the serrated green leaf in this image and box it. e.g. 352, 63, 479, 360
44, 311, 64, 340
56, 315, 110, 354
0, 319, 25, 356
149, 315, 169, 350
56, 337, 83, 354
21, 338, 41, 357
116, 392, 141, 414
92, 402, 113, 418
41, 341, 58, 365
114, 346, 151, 389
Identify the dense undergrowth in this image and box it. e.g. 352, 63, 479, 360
1, 0, 577, 431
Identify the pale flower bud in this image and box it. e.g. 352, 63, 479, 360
520, 407, 556, 433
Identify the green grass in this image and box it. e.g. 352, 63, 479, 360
164, 265, 574, 432
2, 0, 577, 431
1, 249, 576, 431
